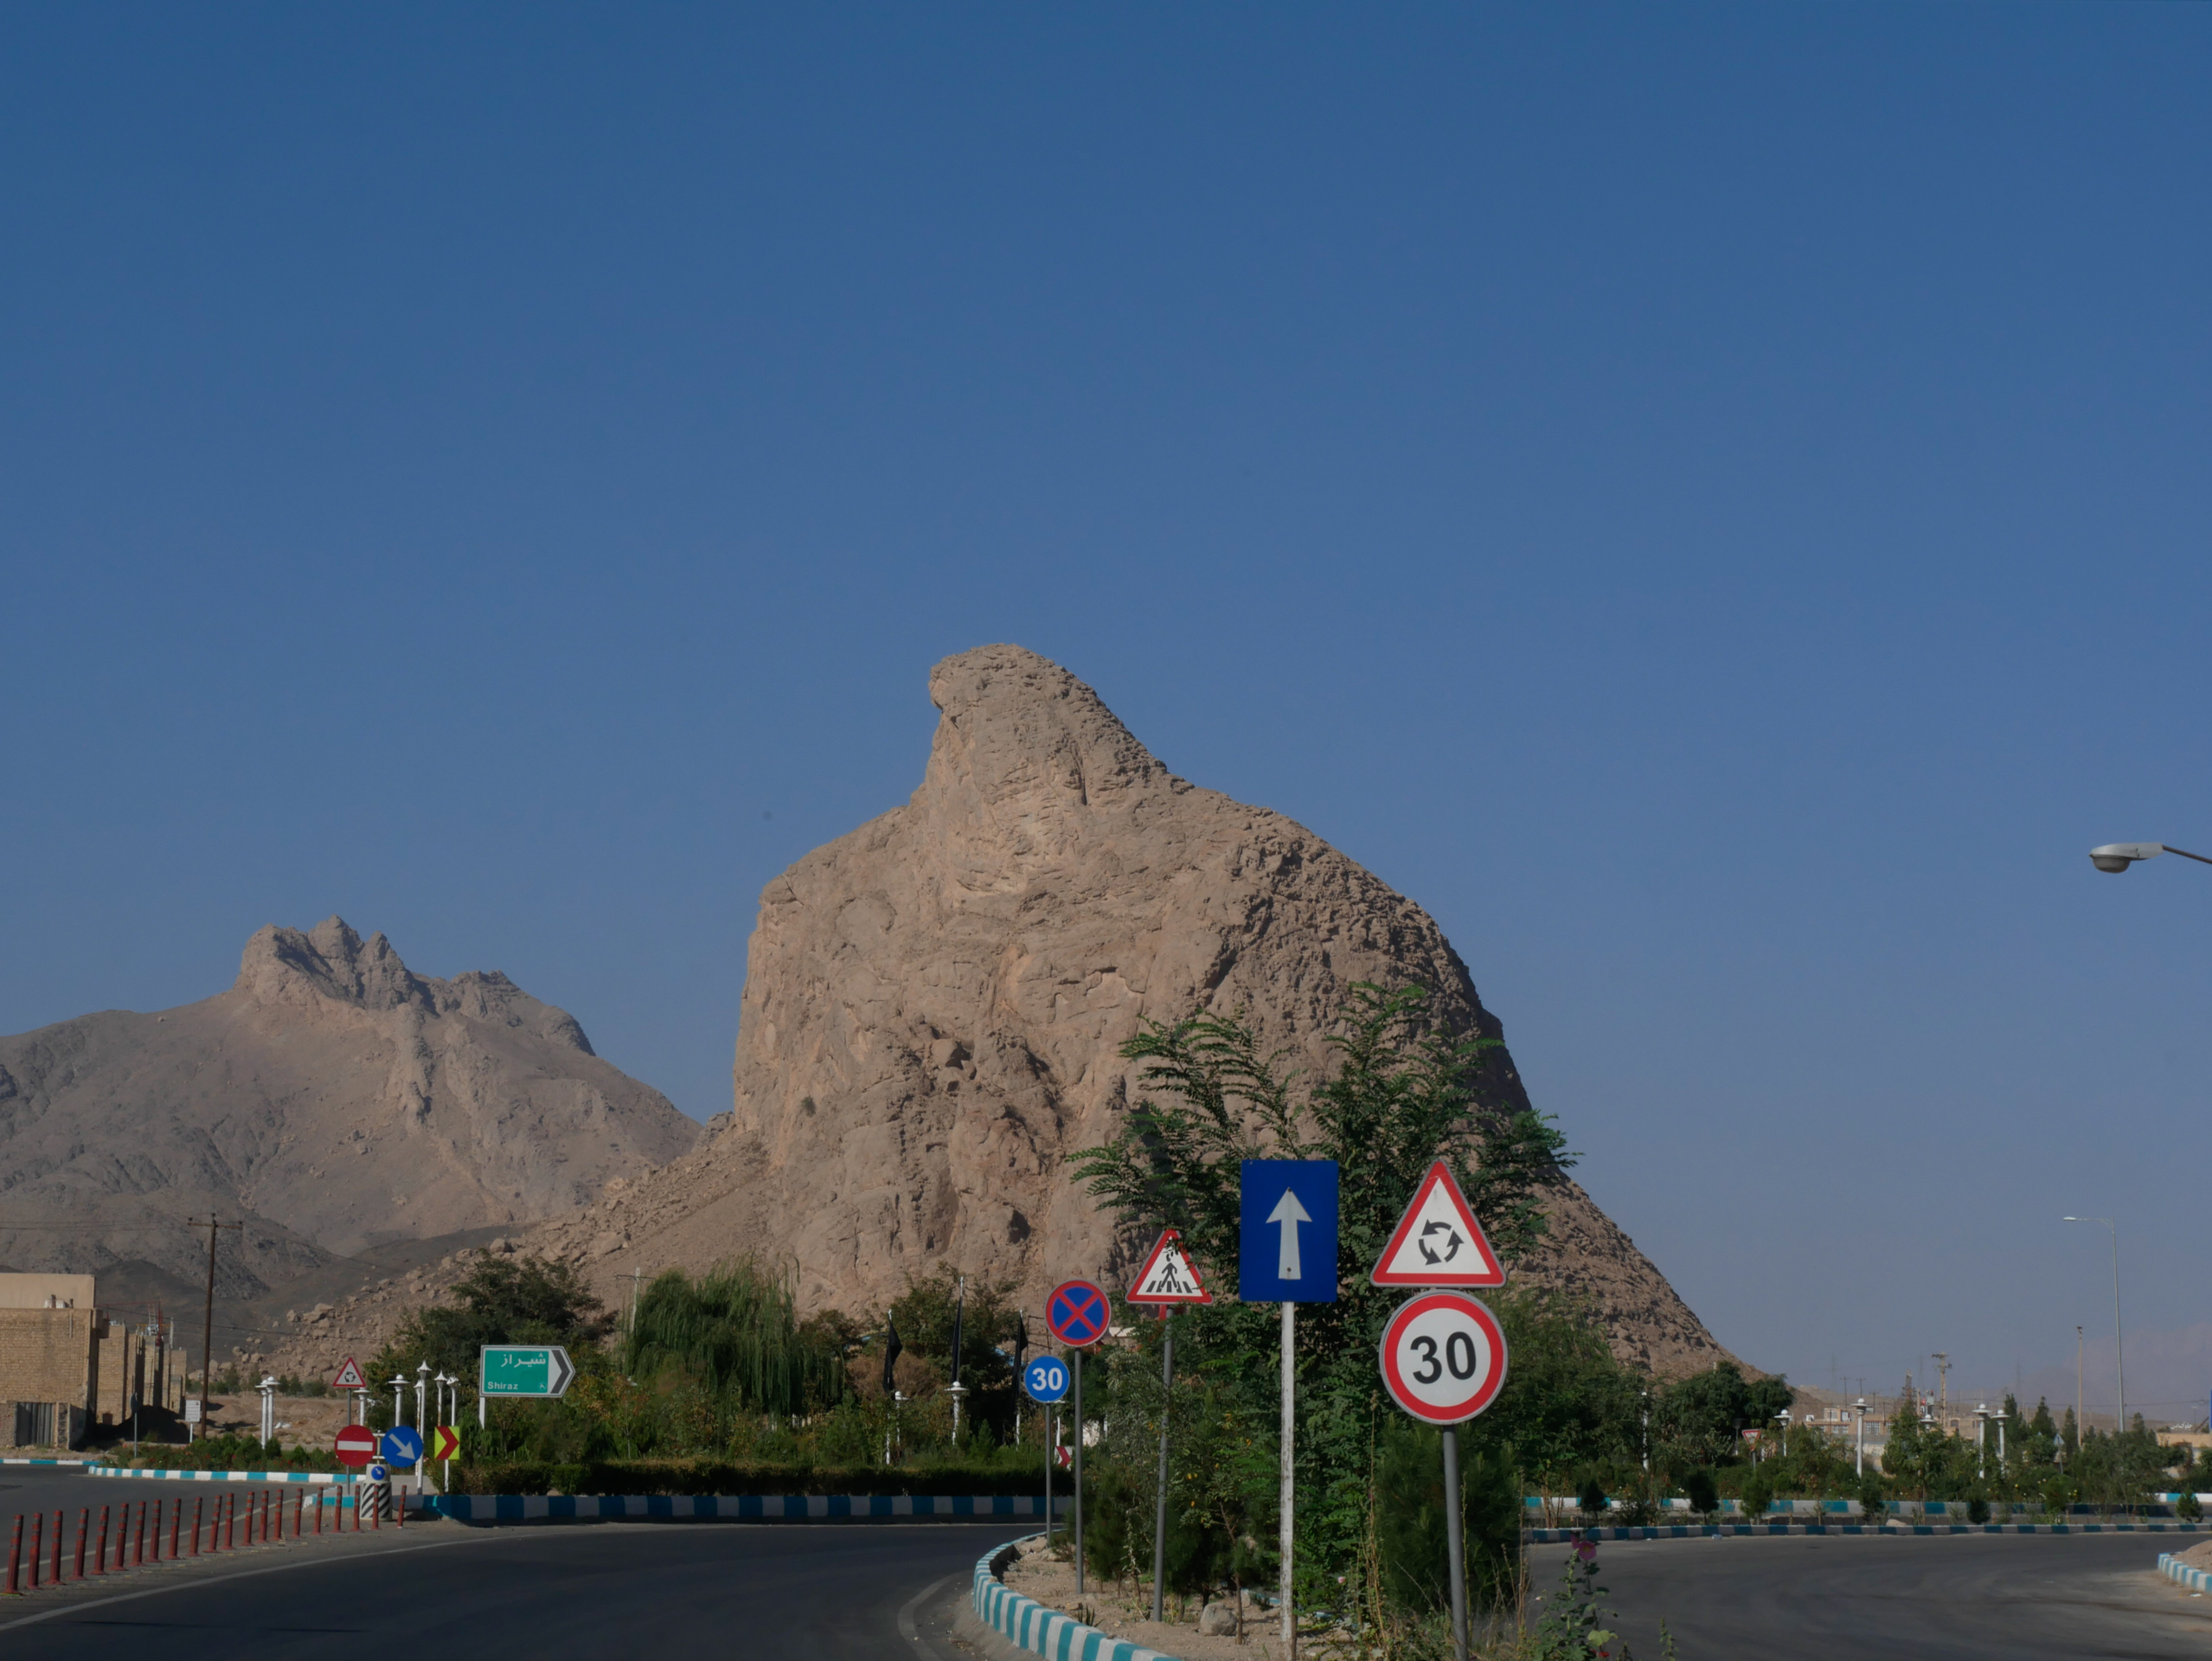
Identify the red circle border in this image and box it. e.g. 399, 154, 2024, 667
1377, 1291, 1510, 1425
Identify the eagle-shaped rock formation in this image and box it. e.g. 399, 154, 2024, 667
535, 645, 1733, 1375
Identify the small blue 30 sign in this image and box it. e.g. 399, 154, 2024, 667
1023, 1356, 1070, 1404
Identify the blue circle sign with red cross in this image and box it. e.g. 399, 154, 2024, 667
1047, 1279, 1111, 1348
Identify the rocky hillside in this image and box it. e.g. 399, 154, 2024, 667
263, 644, 1725, 1382
0, 918, 701, 1298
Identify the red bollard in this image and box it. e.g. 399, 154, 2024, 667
313, 1486, 323, 1536
224, 1491, 236, 1551
93, 1506, 109, 1574
292, 1489, 302, 1539
169, 1497, 182, 1560
189, 1497, 202, 1557
131, 1500, 146, 1568
6, 1512, 22, 1594
70, 1510, 85, 1581
27, 1511, 41, 1589
151, 1498, 163, 1562
48, 1510, 62, 1586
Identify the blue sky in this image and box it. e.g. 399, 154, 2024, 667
3, 4, 2208, 1408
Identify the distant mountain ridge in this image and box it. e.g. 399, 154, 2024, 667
0, 918, 701, 1299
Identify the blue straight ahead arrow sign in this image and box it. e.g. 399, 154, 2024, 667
1239, 1161, 1338, 1303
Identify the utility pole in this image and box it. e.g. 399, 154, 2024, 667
1933, 1354, 1950, 1427
2075, 1326, 2084, 1442
187, 1218, 241, 1440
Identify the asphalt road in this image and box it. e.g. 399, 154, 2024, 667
0, 1516, 1008, 1659
1577, 1530, 2212, 1659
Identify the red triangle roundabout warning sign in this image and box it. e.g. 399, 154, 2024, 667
331, 1356, 368, 1390
1370, 1160, 1505, 1287
1126, 1228, 1214, 1305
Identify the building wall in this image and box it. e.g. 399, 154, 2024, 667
94, 1323, 144, 1426
0, 1306, 99, 1446
0, 1273, 97, 1311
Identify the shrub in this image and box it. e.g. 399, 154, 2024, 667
1856, 1471, 1886, 1521
1681, 1467, 1719, 1517
1738, 1467, 1774, 1520
2179, 1491, 2203, 1523
1966, 1495, 1990, 1524
1575, 1475, 1609, 1519
1375, 1424, 1520, 1614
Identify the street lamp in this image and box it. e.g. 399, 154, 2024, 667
1853, 1398, 1870, 1478
2088, 842, 2212, 874
1973, 1404, 1990, 1480
2063, 1217, 2125, 1440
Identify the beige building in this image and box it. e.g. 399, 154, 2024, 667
0, 1273, 189, 1447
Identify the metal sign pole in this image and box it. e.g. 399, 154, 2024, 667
1151, 1316, 1173, 1623
1073, 1349, 1086, 1596
1280, 1300, 1295, 1661
1441, 1424, 1468, 1661
1043, 1405, 1054, 1546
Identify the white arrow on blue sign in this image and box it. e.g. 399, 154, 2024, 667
1023, 1356, 1070, 1404
381, 1425, 425, 1466
1239, 1160, 1339, 1302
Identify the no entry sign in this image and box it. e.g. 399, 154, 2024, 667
1377, 1292, 1509, 1425
335, 1424, 378, 1468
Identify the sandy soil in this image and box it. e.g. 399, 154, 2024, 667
999, 1537, 1292, 1661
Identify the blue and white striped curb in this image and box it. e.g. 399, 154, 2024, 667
972, 1537, 1182, 1661
426, 1493, 1069, 1523
1529, 1495, 2212, 1518
2, 1458, 93, 1466
91, 1466, 349, 1483
1529, 1522, 2212, 1542
2159, 1551, 2212, 1593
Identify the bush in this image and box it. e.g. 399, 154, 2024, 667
1738, 1467, 1774, 1520
1375, 1425, 1520, 1614
2179, 1491, 2203, 1523
1966, 1495, 1990, 1524
1681, 1467, 1719, 1517
1856, 1471, 1886, 1521
1575, 1475, 1609, 1519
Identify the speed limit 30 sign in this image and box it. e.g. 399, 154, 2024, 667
1377, 1291, 1509, 1424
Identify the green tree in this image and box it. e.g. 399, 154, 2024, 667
1070, 983, 1574, 1604
625, 1258, 847, 1416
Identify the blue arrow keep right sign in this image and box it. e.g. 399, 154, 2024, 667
1239, 1160, 1339, 1303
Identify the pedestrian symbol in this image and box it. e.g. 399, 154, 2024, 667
1127, 1228, 1214, 1305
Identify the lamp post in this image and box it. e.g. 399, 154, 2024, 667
1776, 1410, 1792, 1458
1973, 1405, 1990, 1480
2063, 1217, 2125, 1439
2087, 842, 2212, 874
389, 1376, 407, 1432
1852, 1398, 1870, 1478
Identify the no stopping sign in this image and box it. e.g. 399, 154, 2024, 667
1378, 1292, 1509, 1424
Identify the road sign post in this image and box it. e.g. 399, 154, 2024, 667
1241, 1161, 1339, 1661
1376, 1291, 1510, 1661
1370, 1159, 1510, 1661
1127, 1228, 1212, 1623
1047, 1279, 1110, 1596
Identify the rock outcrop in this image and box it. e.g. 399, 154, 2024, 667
524, 645, 1734, 1376
0, 919, 701, 1295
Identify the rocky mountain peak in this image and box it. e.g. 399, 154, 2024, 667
235, 915, 433, 1013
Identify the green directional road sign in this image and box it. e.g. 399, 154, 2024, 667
480, 1344, 576, 1398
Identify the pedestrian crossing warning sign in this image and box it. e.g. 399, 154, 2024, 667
1126, 1228, 1214, 1305
1369, 1159, 1506, 1287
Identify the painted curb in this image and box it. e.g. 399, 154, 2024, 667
422, 1493, 1069, 1523
0, 1459, 92, 1467
971, 1536, 1183, 1661
91, 1467, 349, 1484
2160, 1551, 2212, 1593
1529, 1522, 2212, 1542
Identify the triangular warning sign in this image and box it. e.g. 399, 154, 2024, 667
1126, 1228, 1215, 1305
331, 1356, 368, 1390
1370, 1160, 1504, 1286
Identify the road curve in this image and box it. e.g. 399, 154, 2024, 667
1575, 1530, 2212, 1659
0, 1517, 1006, 1660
